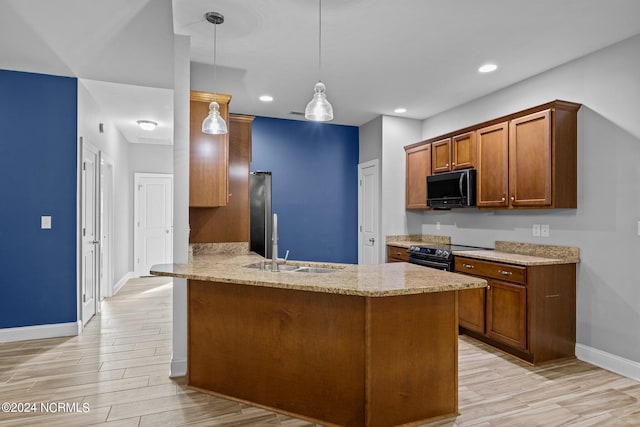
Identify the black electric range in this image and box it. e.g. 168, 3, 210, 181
407, 244, 491, 271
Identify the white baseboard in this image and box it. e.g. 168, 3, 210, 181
0, 322, 79, 343
170, 357, 187, 378
113, 271, 135, 295
576, 343, 640, 382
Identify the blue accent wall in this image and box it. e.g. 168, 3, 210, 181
251, 117, 359, 264
0, 70, 77, 328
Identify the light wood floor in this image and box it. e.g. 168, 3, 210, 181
0, 277, 638, 427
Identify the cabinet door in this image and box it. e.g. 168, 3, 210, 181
509, 110, 552, 207
405, 143, 431, 209
451, 131, 476, 170
431, 138, 452, 173
486, 279, 527, 350
458, 287, 485, 333
189, 93, 231, 207
477, 122, 509, 207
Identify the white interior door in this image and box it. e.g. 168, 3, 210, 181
134, 174, 173, 276
81, 140, 99, 325
358, 160, 380, 265
99, 153, 114, 299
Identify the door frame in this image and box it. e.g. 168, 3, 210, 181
78, 137, 100, 327
99, 152, 115, 300
358, 159, 381, 264
133, 172, 174, 276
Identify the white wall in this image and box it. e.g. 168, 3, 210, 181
78, 80, 132, 284
381, 34, 640, 368
359, 116, 383, 164
170, 34, 191, 377
129, 143, 173, 174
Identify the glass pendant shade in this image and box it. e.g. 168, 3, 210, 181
304, 81, 333, 122
202, 101, 228, 135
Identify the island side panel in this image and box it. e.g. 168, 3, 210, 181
188, 280, 366, 427
365, 291, 459, 427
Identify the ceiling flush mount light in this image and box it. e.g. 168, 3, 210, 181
202, 11, 228, 135
137, 120, 157, 131
394, 108, 407, 114
305, 0, 333, 122
259, 95, 274, 102
478, 63, 498, 73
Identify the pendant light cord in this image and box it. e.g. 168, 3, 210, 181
213, 21, 218, 102
318, 0, 322, 81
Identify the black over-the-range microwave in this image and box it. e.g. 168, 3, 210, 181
426, 168, 477, 209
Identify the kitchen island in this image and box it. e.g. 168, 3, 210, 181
151, 252, 486, 427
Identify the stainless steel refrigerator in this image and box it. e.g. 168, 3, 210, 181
249, 171, 273, 259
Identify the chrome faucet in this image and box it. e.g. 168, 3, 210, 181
271, 213, 289, 271
271, 213, 278, 271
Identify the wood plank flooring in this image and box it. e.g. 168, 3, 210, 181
1, 277, 638, 426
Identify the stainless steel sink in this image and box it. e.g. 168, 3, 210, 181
291, 267, 338, 274
243, 262, 299, 272
243, 262, 339, 273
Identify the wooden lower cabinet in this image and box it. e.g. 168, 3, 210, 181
455, 256, 576, 364
386, 244, 409, 262
486, 279, 527, 351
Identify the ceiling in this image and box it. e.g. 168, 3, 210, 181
2, 0, 640, 141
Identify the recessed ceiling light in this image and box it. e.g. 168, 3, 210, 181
137, 120, 158, 131
259, 95, 274, 102
478, 63, 498, 73
394, 107, 407, 114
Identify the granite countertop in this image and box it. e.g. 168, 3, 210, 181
385, 236, 580, 266
150, 252, 486, 297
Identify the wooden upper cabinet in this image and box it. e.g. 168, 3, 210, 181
189, 91, 232, 207
451, 131, 476, 170
405, 100, 579, 211
509, 110, 552, 207
476, 102, 579, 209
431, 138, 452, 173
477, 122, 509, 208
405, 143, 431, 209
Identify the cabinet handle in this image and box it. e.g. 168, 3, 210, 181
445, 163, 449, 167
487, 285, 491, 290
395, 252, 402, 255
501, 197, 506, 202
462, 263, 474, 269
452, 162, 456, 165
510, 196, 515, 201
498, 270, 512, 276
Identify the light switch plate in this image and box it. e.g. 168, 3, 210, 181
541, 224, 550, 237
532, 224, 541, 237
41, 215, 52, 229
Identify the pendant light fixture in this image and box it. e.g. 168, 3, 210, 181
305, 0, 333, 122
202, 11, 228, 135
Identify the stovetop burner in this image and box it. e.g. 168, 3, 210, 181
407, 244, 491, 260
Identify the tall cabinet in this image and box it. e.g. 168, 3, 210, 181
189, 91, 232, 208
188, 90, 255, 243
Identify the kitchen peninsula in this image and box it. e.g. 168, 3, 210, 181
151, 248, 486, 427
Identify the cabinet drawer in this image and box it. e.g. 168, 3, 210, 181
386, 245, 409, 262
455, 257, 526, 284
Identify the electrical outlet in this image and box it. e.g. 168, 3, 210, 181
541, 224, 550, 237
436, 222, 441, 230
41, 215, 52, 229
532, 224, 541, 237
